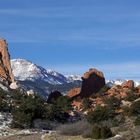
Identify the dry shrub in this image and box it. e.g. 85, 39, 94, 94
56, 120, 92, 137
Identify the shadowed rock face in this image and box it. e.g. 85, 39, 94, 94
0, 39, 15, 85
80, 68, 105, 98
47, 91, 62, 103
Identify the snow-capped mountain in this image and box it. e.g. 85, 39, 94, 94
65, 75, 82, 82
106, 79, 126, 87
11, 59, 71, 85
10, 59, 82, 98
10, 59, 140, 99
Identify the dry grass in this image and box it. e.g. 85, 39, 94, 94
44, 134, 92, 140
56, 120, 92, 137
0, 134, 91, 140
0, 133, 42, 140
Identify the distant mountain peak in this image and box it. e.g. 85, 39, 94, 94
106, 79, 140, 88
65, 75, 82, 82
11, 59, 80, 85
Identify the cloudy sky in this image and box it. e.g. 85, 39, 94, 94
0, 0, 140, 80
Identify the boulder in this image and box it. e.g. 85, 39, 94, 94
10, 82, 19, 89
136, 85, 140, 93
122, 80, 134, 89
47, 91, 62, 103
67, 88, 81, 98
79, 68, 105, 98
27, 89, 35, 96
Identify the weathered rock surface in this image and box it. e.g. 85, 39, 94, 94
0, 39, 14, 85
122, 80, 134, 89
136, 85, 140, 93
107, 85, 134, 99
79, 68, 105, 98
67, 88, 81, 98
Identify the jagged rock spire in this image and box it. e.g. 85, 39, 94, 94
0, 39, 15, 85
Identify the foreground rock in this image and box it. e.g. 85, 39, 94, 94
79, 68, 105, 98
0, 112, 12, 137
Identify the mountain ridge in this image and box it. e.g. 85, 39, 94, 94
10, 58, 140, 99
10, 59, 82, 98
11, 59, 81, 85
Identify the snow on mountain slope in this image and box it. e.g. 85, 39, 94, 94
106, 79, 125, 87
11, 59, 69, 85
106, 79, 140, 88
65, 75, 82, 82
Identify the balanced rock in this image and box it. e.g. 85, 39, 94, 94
79, 68, 105, 98
122, 80, 134, 89
0, 39, 15, 85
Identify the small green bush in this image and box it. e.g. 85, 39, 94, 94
82, 98, 91, 109
92, 125, 101, 139
0, 88, 10, 112
122, 106, 130, 116
91, 125, 112, 139
45, 104, 70, 123
111, 115, 125, 127
129, 100, 140, 116
56, 96, 72, 112
57, 120, 91, 136
134, 116, 140, 126
98, 85, 110, 94
87, 106, 115, 124
124, 93, 139, 102
100, 126, 112, 139
104, 97, 121, 109
11, 95, 45, 128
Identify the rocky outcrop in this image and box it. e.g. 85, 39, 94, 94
107, 85, 128, 99
47, 91, 62, 103
137, 85, 140, 93
79, 68, 105, 98
67, 88, 81, 98
0, 39, 14, 85
122, 80, 134, 89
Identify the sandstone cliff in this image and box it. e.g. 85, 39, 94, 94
0, 39, 15, 85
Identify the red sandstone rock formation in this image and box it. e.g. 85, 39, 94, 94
122, 80, 134, 89
67, 88, 81, 98
71, 101, 82, 111
107, 84, 135, 99
137, 85, 140, 93
79, 68, 105, 98
0, 39, 15, 84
